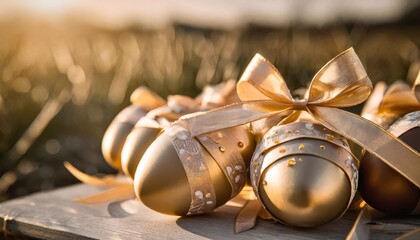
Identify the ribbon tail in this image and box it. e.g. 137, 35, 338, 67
311, 107, 420, 188
74, 184, 135, 204
396, 227, 420, 240
234, 199, 262, 234
346, 205, 371, 240
258, 207, 273, 220
64, 162, 126, 187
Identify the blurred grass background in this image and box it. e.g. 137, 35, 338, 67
1, 0, 420, 201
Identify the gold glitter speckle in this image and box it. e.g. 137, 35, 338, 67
298, 144, 304, 150
287, 130, 292, 134
206, 193, 211, 198
217, 132, 223, 139
320, 145, 326, 150
274, 139, 280, 144
219, 146, 226, 152
279, 147, 286, 153
237, 141, 244, 148
253, 162, 260, 166
325, 134, 334, 141
295, 130, 300, 134
298, 158, 303, 162
287, 158, 296, 167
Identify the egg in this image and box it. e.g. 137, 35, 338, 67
120, 111, 181, 179
134, 124, 255, 216
101, 105, 147, 169
101, 87, 165, 169
250, 121, 358, 227
121, 124, 162, 179
359, 111, 420, 214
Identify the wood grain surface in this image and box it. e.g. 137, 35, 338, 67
0, 183, 418, 239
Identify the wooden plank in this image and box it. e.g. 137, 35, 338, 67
0, 183, 418, 239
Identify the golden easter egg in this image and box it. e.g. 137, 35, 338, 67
121, 125, 162, 179
359, 111, 420, 214
134, 124, 255, 216
250, 122, 358, 227
101, 105, 147, 169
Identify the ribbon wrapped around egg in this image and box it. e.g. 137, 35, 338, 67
175, 48, 420, 228
133, 121, 255, 216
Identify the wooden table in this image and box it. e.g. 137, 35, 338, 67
0, 183, 418, 239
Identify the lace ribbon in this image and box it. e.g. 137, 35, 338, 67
198, 131, 246, 199
166, 124, 216, 215
166, 123, 247, 215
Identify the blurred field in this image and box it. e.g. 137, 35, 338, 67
1, 3, 420, 201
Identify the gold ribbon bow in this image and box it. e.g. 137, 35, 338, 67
179, 48, 420, 189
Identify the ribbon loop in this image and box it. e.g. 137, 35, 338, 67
237, 53, 293, 103
307, 48, 372, 106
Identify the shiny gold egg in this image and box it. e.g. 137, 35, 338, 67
134, 124, 255, 216
121, 125, 162, 179
250, 122, 358, 227
359, 111, 420, 214
101, 105, 147, 169
101, 87, 165, 170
